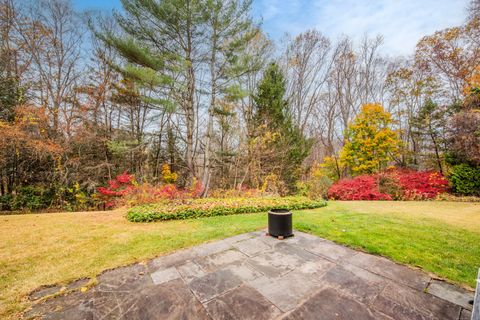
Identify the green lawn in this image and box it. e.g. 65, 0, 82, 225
1, 201, 479, 319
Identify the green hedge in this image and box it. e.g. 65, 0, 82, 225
1, 186, 53, 211
127, 196, 327, 222
449, 164, 480, 196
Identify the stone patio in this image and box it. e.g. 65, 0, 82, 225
25, 230, 475, 319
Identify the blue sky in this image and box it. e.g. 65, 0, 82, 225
74, 0, 469, 56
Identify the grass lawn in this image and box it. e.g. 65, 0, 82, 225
1, 201, 479, 319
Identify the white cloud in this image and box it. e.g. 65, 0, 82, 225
254, 0, 469, 56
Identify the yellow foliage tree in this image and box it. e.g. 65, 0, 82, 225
340, 104, 401, 175
161, 164, 178, 184
301, 162, 334, 199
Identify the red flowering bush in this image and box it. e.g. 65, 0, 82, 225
97, 173, 204, 208
152, 180, 203, 200
328, 169, 448, 201
396, 169, 449, 200
328, 175, 392, 200
154, 184, 180, 199
97, 172, 136, 207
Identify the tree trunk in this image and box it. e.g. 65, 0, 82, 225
185, 69, 196, 182
201, 24, 218, 197
431, 133, 443, 174
184, 14, 196, 184
202, 111, 214, 196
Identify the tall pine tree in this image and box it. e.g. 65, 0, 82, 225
96, 0, 206, 183
252, 62, 311, 193
201, 0, 259, 195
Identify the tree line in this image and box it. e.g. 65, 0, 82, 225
0, 0, 479, 210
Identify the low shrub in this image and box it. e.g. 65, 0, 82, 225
60, 183, 97, 212
11, 186, 53, 211
396, 169, 449, 200
328, 169, 448, 201
448, 164, 480, 196
97, 172, 203, 208
152, 180, 203, 200
328, 175, 392, 200
377, 172, 403, 200
0, 184, 97, 212
299, 162, 334, 200
0, 194, 13, 211
97, 172, 136, 208
127, 196, 327, 222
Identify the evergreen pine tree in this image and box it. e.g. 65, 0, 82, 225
96, 0, 206, 183
253, 62, 311, 192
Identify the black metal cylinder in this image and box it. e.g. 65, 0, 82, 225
268, 209, 293, 237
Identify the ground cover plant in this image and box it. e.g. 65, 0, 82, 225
1, 201, 479, 319
127, 196, 327, 222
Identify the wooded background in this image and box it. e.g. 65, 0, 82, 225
0, 0, 479, 209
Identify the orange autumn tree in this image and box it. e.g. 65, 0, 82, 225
0, 105, 62, 193
340, 104, 401, 175
415, 19, 480, 101
465, 65, 480, 95
0, 105, 61, 156
448, 65, 480, 166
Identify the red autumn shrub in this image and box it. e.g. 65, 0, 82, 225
189, 180, 204, 198
97, 173, 204, 208
153, 180, 204, 200
328, 175, 392, 200
154, 184, 180, 200
328, 169, 448, 201
97, 172, 136, 207
116, 172, 134, 184
396, 169, 449, 200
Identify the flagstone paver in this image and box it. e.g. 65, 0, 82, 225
204, 285, 281, 320
248, 268, 329, 312
176, 261, 206, 282
427, 279, 474, 310
320, 264, 387, 304
127, 279, 211, 319
346, 250, 431, 290
232, 237, 272, 257
150, 267, 181, 285
28, 285, 64, 301
24, 230, 474, 320
149, 247, 198, 269
227, 262, 263, 281
372, 282, 462, 320
66, 278, 90, 291
193, 239, 233, 257
282, 287, 388, 320
188, 269, 244, 302
305, 240, 358, 261
25, 290, 94, 319
245, 251, 297, 278
196, 249, 246, 272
